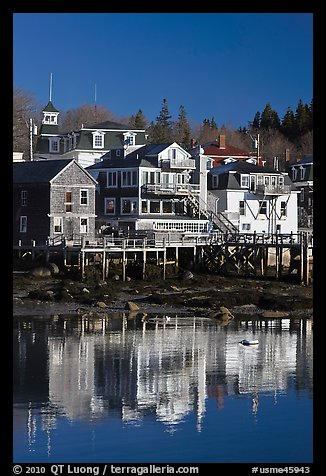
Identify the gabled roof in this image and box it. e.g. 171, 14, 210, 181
13, 159, 96, 184
86, 143, 176, 170
202, 141, 251, 157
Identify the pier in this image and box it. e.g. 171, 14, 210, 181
13, 231, 313, 285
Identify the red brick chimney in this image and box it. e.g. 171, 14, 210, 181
284, 148, 290, 162
219, 134, 226, 149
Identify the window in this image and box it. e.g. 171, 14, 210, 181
65, 191, 72, 212
163, 201, 173, 213
300, 188, 305, 203
116, 149, 121, 157
271, 176, 277, 186
150, 201, 160, 214
20, 216, 27, 233
141, 200, 148, 214
259, 200, 267, 215
239, 201, 245, 216
105, 198, 115, 215
107, 171, 117, 187
121, 199, 137, 214
278, 176, 285, 186
49, 138, 60, 153
212, 175, 218, 188
240, 175, 249, 188
54, 217, 62, 233
257, 175, 264, 186
300, 166, 305, 180
291, 167, 297, 181
80, 190, 88, 206
124, 133, 135, 146
264, 176, 270, 186
280, 201, 287, 217
122, 170, 137, 187
92, 131, 105, 149
250, 175, 256, 191
242, 223, 251, 231
80, 218, 88, 234
21, 190, 27, 207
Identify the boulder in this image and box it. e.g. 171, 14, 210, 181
47, 262, 60, 274
30, 267, 52, 278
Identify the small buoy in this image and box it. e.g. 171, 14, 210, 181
239, 339, 259, 346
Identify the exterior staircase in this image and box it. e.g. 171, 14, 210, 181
185, 192, 238, 234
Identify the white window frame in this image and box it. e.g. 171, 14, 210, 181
92, 130, 105, 149
123, 132, 136, 146
21, 190, 27, 207
240, 174, 249, 188
80, 217, 89, 234
300, 166, 305, 180
121, 198, 138, 215
20, 216, 27, 233
239, 200, 245, 216
107, 171, 117, 188
104, 198, 116, 215
49, 138, 60, 153
54, 217, 63, 233
242, 223, 251, 231
121, 170, 138, 187
80, 189, 88, 206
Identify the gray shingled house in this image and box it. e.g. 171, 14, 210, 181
13, 159, 97, 245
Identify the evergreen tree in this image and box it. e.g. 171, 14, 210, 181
252, 111, 261, 130
210, 116, 218, 129
150, 98, 173, 143
294, 99, 312, 136
260, 103, 280, 130
174, 105, 191, 149
129, 109, 147, 129
281, 107, 296, 140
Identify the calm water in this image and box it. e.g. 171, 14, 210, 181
13, 313, 313, 463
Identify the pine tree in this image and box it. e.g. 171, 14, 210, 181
281, 107, 296, 140
151, 98, 173, 143
252, 111, 261, 130
174, 105, 191, 149
260, 103, 280, 130
129, 109, 147, 129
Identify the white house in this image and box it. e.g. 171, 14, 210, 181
207, 161, 298, 234
86, 142, 213, 234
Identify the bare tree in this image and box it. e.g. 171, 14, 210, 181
60, 103, 120, 132
13, 87, 40, 158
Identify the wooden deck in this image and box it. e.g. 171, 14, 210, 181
13, 231, 313, 284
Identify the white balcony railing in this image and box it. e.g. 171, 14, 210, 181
254, 184, 292, 195
160, 158, 196, 169
142, 183, 200, 195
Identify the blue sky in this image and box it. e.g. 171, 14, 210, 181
13, 13, 313, 128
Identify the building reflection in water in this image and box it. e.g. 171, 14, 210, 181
13, 314, 313, 454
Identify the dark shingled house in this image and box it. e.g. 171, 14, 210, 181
13, 159, 97, 245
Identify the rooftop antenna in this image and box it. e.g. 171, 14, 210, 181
94, 83, 97, 122
49, 73, 53, 102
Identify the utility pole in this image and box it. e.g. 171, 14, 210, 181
28, 118, 38, 161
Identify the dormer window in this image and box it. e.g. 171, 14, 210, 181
123, 132, 136, 147
92, 130, 105, 149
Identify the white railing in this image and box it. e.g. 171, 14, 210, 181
142, 183, 200, 195
160, 158, 196, 169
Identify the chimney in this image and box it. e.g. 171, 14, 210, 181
190, 138, 196, 149
284, 148, 290, 162
219, 134, 226, 149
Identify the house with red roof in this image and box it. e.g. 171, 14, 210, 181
197, 134, 265, 168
